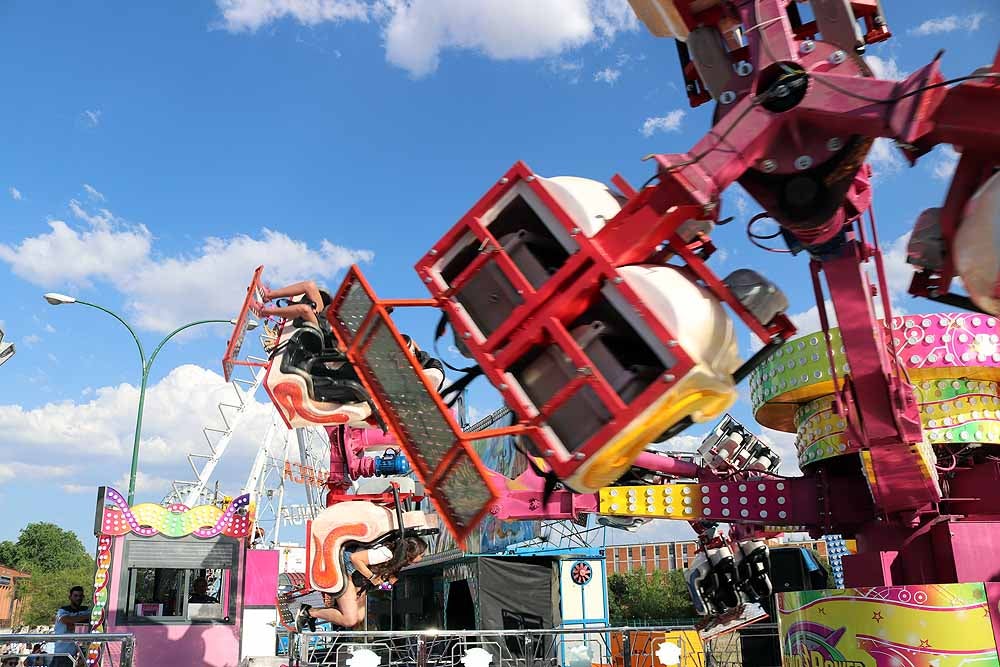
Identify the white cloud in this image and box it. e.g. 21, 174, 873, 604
47, 353, 57, 363
547, 58, 584, 84
0, 206, 151, 287
0, 198, 373, 333
880, 230, 915, 300
217, 0, 639, 77
866, 137, 905, 179
82, 110, 102, 127
757, 428, 800, 475
640, 109, 685, 137
43, 324, 56, 334
909, 12, 985, 36
0, 364, 276, 494
594, 67, 620, 84
864, 55, 905, 81
217, 0, 368, 32
650, 433, 704, 454
9, 186, 22, 201
83, 183, 105, 202
112, 470, 173, 494
21, 334, 41, 347
931, 145, 959, 181
0, 462, 76, 484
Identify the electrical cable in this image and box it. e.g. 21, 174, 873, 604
808, 71, 1000, 105
746, 212, 792, 253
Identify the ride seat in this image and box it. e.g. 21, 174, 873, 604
307, 501, 437, 598
265, 322, 375, 429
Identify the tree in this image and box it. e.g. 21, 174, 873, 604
3, 523, 91, 574
18, 566, 94, 627
608, 570, 696, 624
0, 540, 18, 569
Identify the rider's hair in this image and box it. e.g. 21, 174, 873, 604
370, 536, 428, 578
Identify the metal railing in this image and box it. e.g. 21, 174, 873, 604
0, 633, 134, 667
291, 624, 781, 667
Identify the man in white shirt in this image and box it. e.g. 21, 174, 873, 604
52, 586, 89, 667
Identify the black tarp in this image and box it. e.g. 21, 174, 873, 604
475, 557, 560, 662
476, 558, 558, 630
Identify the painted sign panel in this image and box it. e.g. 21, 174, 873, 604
431, 421, 539, 555
778, 584, 999, 667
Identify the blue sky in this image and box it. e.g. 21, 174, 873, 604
0, 1, 995, 549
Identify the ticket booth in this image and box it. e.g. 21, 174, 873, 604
91, 486, 273, 667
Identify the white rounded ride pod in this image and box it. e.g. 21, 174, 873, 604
538, 176, 625, 237
618, 264, 741, 377
954, 171, 1000, 314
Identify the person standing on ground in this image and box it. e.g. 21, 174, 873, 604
52, 586, 89, 667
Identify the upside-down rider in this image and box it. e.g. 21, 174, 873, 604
295, 536, 428, 631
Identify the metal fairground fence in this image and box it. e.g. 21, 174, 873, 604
0, 633, 135, 667
282, 623, 781, 667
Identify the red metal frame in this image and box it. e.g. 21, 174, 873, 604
415, 160, 794, 485
326, 266, 527, 546
222, 265, 268, 382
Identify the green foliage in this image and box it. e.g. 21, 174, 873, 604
0, 540, 18, 568
608, 569, 695, 624
19, 566, 94, 627
815, 553, 835, 588
2, 523, 91, 574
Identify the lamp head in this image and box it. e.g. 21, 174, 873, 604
230, 319, 259, 331
44, 293, 77, 305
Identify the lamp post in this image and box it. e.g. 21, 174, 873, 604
0, 327, 14, 367
43, 293, 257, 504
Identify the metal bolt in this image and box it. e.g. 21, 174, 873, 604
719, 91, 736, 105
499, 383, 508, 390
612, 277, 624, 284
543, 451, 554, 457
800, 40, 815, 54
574, 453, 586, 460
826, 137, 844, 151
499, 177, 509, 184
667, 340, 679, 348
423, 276, 432, 283
829, 50, 846, 65
760, 159, 778, 173
571, 227, 580, 235
576, 367, 592, 376
428, 248, 438, 256
462, 332, 471, 339
703, 202, 717, 214
794, 155, 813, 170
663, 374, 676, 382
734, 61, 753, 77
526, 175, 536, 182
774, 84, 790, 98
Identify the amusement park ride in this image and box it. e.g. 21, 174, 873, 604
82, 0, 1000, 665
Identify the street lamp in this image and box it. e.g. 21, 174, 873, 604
0, 328, 14, 367
44, 293, 258, 504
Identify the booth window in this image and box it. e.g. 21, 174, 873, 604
118, 535, 237, 624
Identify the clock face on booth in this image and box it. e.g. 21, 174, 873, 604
570, 561, 593, 585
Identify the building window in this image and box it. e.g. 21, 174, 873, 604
125, 567, 229, 621
118, 535, 237, 625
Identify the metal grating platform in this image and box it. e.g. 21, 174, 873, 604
329, 268, 500, 544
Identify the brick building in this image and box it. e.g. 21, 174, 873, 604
0, 565, 29, 628
605, 538, 828, 576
